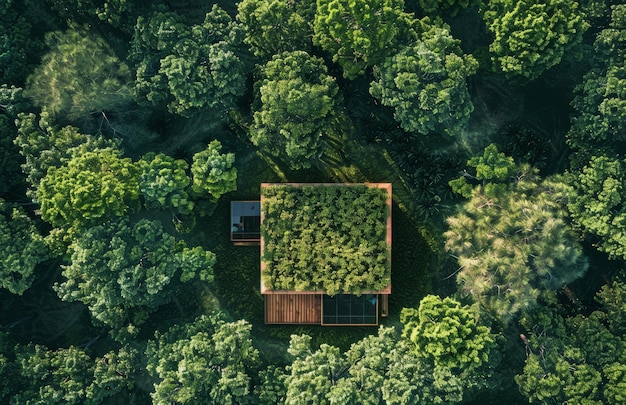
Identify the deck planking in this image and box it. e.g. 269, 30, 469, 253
264, 294, 322, 324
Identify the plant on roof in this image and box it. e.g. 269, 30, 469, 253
261, 185, 390, 295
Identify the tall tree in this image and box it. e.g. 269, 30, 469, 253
14, 112, 116, 200
190, 140, 237, 200
370, 18, 478, 135
445, 166, 588, 321
482, 0, 588, 80
146, 314, 260, 404
37, 148, 140, 232
0, 199, 48, 295
401, 295, 496, 373
250, 51, 342, 170
567, 155, 626, 260
131, 5, 246, 117
138, 152, 194, 214
237, 0, 313, 60
313, 0, 412, 79
25, 27, 133, 124
515, 289, 626, 404
54, 218, 216, 338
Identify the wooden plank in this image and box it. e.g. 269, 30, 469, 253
265, 294, 322, 324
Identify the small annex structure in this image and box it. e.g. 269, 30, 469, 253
261, 183, 391, 326
230, 201, 261, 245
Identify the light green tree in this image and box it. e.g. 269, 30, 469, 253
445, 172, 588, 321
483, 0, 588, 80
314, 0, 411, 79
0, 199, 48, 295
138, 152, 194, 214
251, 51, 342, 170
190, 140, 237, 199
401, 295, 496, 372
370, 18, 477, 135
146, 314, 260, 405
237, 0, 312, 60
37, 148, 140, 232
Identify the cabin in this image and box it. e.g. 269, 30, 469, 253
230, 201, 261, 245
260, 183, 391, 326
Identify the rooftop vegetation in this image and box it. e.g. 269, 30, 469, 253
261, 184, 390, 295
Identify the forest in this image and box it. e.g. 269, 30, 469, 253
0, 0, 625, 404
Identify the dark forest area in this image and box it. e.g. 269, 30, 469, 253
1, 0, 626, 403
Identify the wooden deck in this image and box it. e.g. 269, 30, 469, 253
264, 294, 322, 324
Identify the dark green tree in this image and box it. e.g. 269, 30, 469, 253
0, 199, 48, 295
37, 148, 140, 232
146, 314, 260, 404
417, 0, 478, 16
313, 0, 412, 79
515, 290, 626, 404
54, 218, 216, 337
567, 156, 626, 259
445, 171, 588, 321
131, 5, 246, 117
251, 51, 342, 170
370, 18, 477, 135
237, 0, 313, 60
482, 0, 588, 80
24, 27, 133, 123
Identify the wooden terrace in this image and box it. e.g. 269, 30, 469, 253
264, 294, 321, 324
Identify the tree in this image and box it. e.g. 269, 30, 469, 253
0, 199, 48, 295
24, 27, 133, 123
237, 0, 313, 60
401, 295, 496, 372
482, 0, 588, 80
0, 0, 44, 85
284, 334, 347, 404
250, 51, 342, 170
417, 0, 478, 16
313, 0, 411, 79
138, 152, 194, 214
131, 5, 246, 117
14, 112, 117, 200
190, 140, 237, 200
449, 143, 517, 198
37, 148, 140, 232
54, 218, 216, 337
370, 19, 478, 135
445, 170, 588, 321
567, 156, 626, 259
146, 314, 260, 404
515, 291, 626, 404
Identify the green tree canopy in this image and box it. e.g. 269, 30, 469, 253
14, 112, 117, 200
515, 290, 626, 404
37, 148, 140, 232
449, 143, 517, 198
131, 5, 246, 117
146, 314, 260, 404
567, 155, 626, 259
445, 171, 588, 321
370, 18, 478, 135
24, 27, 133, 123
313, 0, 412, 79
54, 218, 216, 337
138, 152, 193, 214
401, 295, 496, 372
482, 0, 588, 80
237, 0, 313, 60
0, 199, 48, 295
251, 51, 342, 170
190, 140, 237, 200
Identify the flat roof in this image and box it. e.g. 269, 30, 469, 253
260, 183, 392, 295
